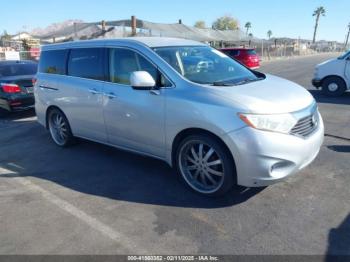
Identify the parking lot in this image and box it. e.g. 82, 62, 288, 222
0, 53, 349, 255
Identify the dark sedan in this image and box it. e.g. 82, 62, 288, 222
0, 60, 37, 115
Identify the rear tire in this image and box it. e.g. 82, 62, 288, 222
322, 76, 346, 97
47, 108, 75, 147
175, 134, 236, 197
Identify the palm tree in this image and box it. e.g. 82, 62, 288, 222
248, 33, 253, 47
267, 30, 272, 40
245, 22, 252, 35
312, 6, 326, 43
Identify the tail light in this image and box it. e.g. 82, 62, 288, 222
1, 83, 22, 93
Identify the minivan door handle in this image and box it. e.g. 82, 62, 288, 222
39, 85, 58, 91
89, 88, 101, 95
105, 92, 117, 99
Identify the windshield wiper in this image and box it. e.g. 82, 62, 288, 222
233, 77, 264, 86
212, 77, 264, 86
212, 81, 235, 86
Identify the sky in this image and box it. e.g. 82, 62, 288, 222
2, 0, 349, 42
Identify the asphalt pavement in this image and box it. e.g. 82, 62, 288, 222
0, 53, 349, 255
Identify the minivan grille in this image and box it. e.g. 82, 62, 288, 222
290, 112, 318, 137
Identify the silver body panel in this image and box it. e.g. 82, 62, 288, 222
35, 37, 324, 187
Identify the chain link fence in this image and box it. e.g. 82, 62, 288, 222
244, 40, 343, 61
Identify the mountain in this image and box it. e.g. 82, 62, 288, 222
30, 20, 85, 36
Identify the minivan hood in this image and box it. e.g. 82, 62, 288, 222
317, 58, 337, 67
209, 74, 314, 114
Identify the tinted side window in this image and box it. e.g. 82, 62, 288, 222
228, 50, 240, 56
109, 48, 170, 87
246, 49, 257, 55
68, 48, 104, 80
39, 50, 68, 75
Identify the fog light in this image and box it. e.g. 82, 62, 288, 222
270, 161, 295, 178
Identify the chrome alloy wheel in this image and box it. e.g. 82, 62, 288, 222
49, 112, 68, 146
179, 140, 225, 194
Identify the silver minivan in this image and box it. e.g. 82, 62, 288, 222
35, 37, 324, 196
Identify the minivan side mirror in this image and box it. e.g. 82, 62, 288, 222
130, 71, 156, 90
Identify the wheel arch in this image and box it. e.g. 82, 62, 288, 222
45, 105, 68, 129
171, 127, 236, 170
321, 75, 347, 88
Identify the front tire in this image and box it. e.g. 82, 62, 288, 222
48, 108, 75, 147
175, 134, 236, 196
322, 76, 346, 97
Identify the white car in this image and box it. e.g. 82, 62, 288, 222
312, 50, 350, 96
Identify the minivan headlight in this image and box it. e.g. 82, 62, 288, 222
239, 113, 298, 134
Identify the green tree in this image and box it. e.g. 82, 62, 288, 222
267, 30, 273, 39
212, 15, 239, 30
312, 6, 326, 43
21, 39, 31, 51
194, 21, 206, 29
245, 22, 252, 35
0, 30, 12, 42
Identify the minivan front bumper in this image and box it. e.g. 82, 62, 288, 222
222, 112, 324, 187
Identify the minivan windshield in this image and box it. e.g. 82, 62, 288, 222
153, 46, 261, 86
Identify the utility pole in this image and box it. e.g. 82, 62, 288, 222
101, 20, 106, 33
74, 22, 78, 40
344, 23, 350, 50
131, 16, 137, 36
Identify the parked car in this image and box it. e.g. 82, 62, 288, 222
0, 60, 37, 114
219, 48, 260, 69
312, 50, 350, 96
35, 38, 324, 196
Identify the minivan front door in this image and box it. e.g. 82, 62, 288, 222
345, 57, 350, 82
102, 48, 166, 158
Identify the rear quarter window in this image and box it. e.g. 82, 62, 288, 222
38, 50, 68, 75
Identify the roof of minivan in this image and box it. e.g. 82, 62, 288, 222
41, 37, 206, 51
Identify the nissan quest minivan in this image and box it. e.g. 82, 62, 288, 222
35, 37, 324, 196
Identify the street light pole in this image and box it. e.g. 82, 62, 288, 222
344, 23, 350, 51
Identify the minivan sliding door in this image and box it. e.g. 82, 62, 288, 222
59, 47, 107, 142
